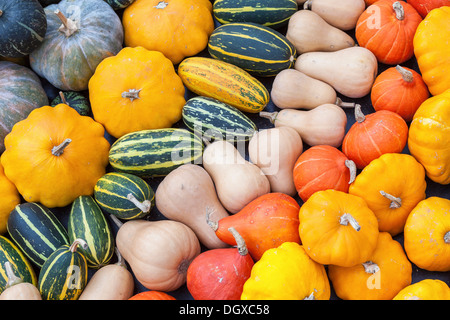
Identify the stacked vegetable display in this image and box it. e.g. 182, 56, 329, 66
0, 0, 448, 301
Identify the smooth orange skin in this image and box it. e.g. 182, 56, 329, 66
129, 291, 176, 300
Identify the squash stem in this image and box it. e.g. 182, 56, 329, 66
52, 138, 72, 156
379, 190, 402, 209
362, 261, 380, 274
393, 1, 405, 20
304, 292, 315, 300
395, 65, 413, 83
122, 89, 141, 102
444, 231, 450, 244
69, 238, 88, 253
354, 104, 365, 123
4, 262, 23, 288
345, 160, 357, 184
303, 0, 313, 10
54, 9, 79, 37
126, 193, 151, 213
206, 207, 219, 231
154, 1, 168, 9
109, 213, 124, 229
59, 91, 69, 105
114, 248, 128, 269
336, 98, 355, 108
259, 111, 278, 124
340, 213, 361, 231
228, 227, 248, 256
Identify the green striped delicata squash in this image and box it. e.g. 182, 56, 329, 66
94, 172, 155, 220
109, 128, 204, 178
0, 235, 37, 292
182, 96, 257, 142
7, 202, 69, 268
178, 57, 269, 113
67, 196, 115, 269
38, 238, 88, 300
208, 22, 297, 77
213, 0, 298, 29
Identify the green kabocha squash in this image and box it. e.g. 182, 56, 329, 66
0, 0, 47, 58
94, 172, 155, 220
51, 91, 91, 116
0, 61, 49, 152
104, 0, 135, 10
38, 238, 88, 300
68, 196, 115, 269
30, 0, 123, 91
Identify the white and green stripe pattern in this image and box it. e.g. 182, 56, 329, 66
94, 172, 155, 220
208, 22, 297, 77
182, 96, 257, 141
213, 0, 298, 29
38, 240, 88, 300
68, 196, 114, 269
7, 203, 69, 268
109, 128, 204, 178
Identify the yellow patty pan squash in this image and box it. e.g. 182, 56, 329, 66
393, 279, 450, 300
404, 197, 450, 272
413, 6, 450, 96
1, 104, 110, 208
349, 153, 426, 236
328, 232, 412, 300
408, 89, 450, 185
0, 161, 20, 234
123, 0, 214, 65
299, 190, 379, 267
89, 46, 186, 139
241, 242, 330, 300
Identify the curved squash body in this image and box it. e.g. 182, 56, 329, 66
0, 162, 20, 234
394, 279, 450, 300
208, 22, 296, 77
178, 57, 269, 113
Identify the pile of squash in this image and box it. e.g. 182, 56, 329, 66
0, 0, 448, 301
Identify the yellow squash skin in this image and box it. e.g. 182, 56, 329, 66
89, 47, 186, 139
413, 6, 450, 96
393, 279, 450, 300
408, 89, 450, 185
403, 197, 450, 272
1, 104, 110, 208
0, 162, 20, 234
349, 153, 426, 236
240, 242, 330, 300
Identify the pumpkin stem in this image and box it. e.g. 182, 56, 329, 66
54, 9, 79, 37
206, 207, 218, 231
154, 1, 169, 9
109, 213, 124, 229
304, 292, 315, 300
228, 227, 248, 256
4, 262, 23, 288
259, 111, 278, 124
122, 89, 141, 102
69, 238, 88, 253
345, 160, 357, 184
303, 0, 313, 10
393, 1, 405, 20
354, 104, 365, 123
59, 91, 69, 105
444, 231, 450, 244
340, 213, 361, 231
114, 247, 128, 269
335, 97, 355, 108
380, 190, 402, 209
52, 138, 72, 156
395, 65, 413, 83
362, 261, 380, 274
126, 193, 152, 213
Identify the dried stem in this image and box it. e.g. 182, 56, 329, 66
69, 238, 88, 253
380, 190, 402, 209
395, 65, 413, 83
362, 261, 380, 274
345, 160, 357, 184
55, 9, 79, 37
340, 213, 361, 231
354, 104, 365, 123
393, 1, 405, 20
4, 262, 23, 288
127, 193, 151, 213
52, 138, 72, 156
228, 227, 248, 256
122, 89, 141, 102
259, 111, 278, 124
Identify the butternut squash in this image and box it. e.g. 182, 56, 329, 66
286, 10, 355, 54
295, 47, 378, 98
260, 104, 347, 148
155, 164, 230, 249
0, 262, 41, 300
248, 127, 303, 196
202, 140, 271, 214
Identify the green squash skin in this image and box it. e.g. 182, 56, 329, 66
0, 0, 47, 58
51, 91, 91, 116
0, 61, 49, 152
104, 0, 135, 10
30, 0, 124, 91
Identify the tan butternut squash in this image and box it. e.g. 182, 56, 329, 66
304, 0, 366, 30
0, 262, 41, 300
260, 104, 347, 148
202, 140, 271, 214
78, 248, 135, 300
286, 10, 355, 54
271, 69, 355, 110
155, 164, 230, 249
295, 46, 378, 98
248, 127, 303, 196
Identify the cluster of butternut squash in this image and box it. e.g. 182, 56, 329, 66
0, 0, 448, 302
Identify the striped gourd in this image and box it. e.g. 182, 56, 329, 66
104, 0, 135, 10
0, 235, 37, 293
38, 239, 88, 300
51, 91, 91, 116
7, 203, 69, 268
109, 128, 204, 178
182, 96, 257, 141
213, 0, 298, 29
94, 172, 155, 220
67, 196, 115, 269
208, 22, 297, 77
178, 57, 270, 113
